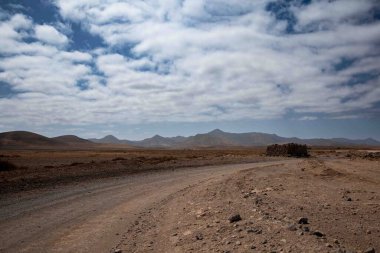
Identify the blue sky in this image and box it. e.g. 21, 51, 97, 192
0, 0, 379, 140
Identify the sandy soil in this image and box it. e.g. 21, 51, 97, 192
119, 158, 379, 253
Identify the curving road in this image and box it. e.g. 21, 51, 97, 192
0, 161, 288, 253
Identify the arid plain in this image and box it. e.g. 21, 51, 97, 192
0, 147, 379, 253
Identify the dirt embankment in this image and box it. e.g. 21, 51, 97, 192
117, 158, 379, 253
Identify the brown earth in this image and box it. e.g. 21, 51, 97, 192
117, 156, 379, 253
0, 149, 267, 194
0, 149, 379, 253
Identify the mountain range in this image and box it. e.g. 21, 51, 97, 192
89, 129, 380, 148
0, 131, 95, 149
1, 129, 379, 149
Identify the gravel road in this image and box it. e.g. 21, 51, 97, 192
0, 161, 289, 253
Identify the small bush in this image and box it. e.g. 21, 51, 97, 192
0, 160, 18, 171
266, 143, 309, 157
112, 157, 126, 161
69, 162, 84, 166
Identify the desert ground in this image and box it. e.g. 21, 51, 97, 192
0, 148, 379, 253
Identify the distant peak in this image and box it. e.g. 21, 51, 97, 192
57, 135, 77, 138
209, 129, 225, 134
152, 134, 163, 138
102, 135, 119, 140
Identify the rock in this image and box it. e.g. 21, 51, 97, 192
346, 197, 352, 201
287, 224, 297, 231
364, 247, 375, 253
333, 239, 339, 244
313, 231, 325, 237
236, 241, 241, 245
195, 232, 203, 240
114, 249, 122, 253
302, 226, 310, 232
298, 217, 309, 224
366, 229, 372, 234
247, 227, 262, 234
229, 214, 242, 223
326, 243, 333, 248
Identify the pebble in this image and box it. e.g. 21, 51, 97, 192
247, 227, 262, 234
287, 224, 297, 231
364, 247, 376, 253
195, 233, 203, 240
298, 217, 309, 224
229, 214, 242, 223
313, 231, 325, 237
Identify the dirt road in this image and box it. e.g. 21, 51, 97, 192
0, 161, 289, 253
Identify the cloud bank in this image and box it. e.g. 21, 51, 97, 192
0, 0, 379, 129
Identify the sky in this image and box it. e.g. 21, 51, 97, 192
0, 0, 379, 140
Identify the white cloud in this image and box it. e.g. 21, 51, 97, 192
0, 0, 379, 128
0, 13, 32, 42
0, 15, 93, 98
9, 13, 32, 29
294, 0, 376, 30
299, 116, 318, 121
35, 24, 69, 46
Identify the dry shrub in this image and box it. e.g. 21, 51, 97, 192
0, 160, 18, 171
69, 162, 84, 166
266, 143, 309, 157
112, 157, 126, 161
